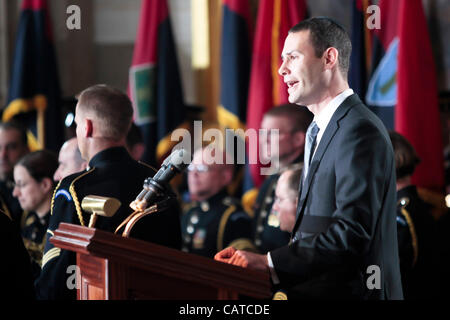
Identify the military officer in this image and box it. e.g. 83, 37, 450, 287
390, 131, 438, 299
0, 121, 29, 230
249, 104, 313, 253
181, 146, 255, 258
35, 85, 182, 300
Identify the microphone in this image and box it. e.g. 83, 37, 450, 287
130, 148, 190, 211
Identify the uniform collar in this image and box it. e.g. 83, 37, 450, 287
194, 189, 229, 211
88, 147, 132, 168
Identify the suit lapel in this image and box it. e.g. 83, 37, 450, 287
292, 94, 362, 236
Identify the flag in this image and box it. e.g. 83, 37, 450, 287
366, 0, 443, 190
366, 0, 399, 129
246, 0, 307, 188
349, 0, 372, 101
396, 0, 443, 190
129, 0, 185, 166
3, 0, 63, 151
218, 0, 252, 132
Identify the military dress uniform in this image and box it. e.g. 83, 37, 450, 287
35, 147, 182, 300
21, 211, 50, 279
181, 190, 255, 258
251, 161, 303, 253
396, 185, 438, 299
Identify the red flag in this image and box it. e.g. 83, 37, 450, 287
128, 0, 185, 166
246, 0, 307, 187
396, 0, 444, 190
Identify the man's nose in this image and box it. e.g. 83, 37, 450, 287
278, 60, 288, 76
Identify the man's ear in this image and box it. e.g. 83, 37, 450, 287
85, 119, 93, 138
323, 47, 339, 70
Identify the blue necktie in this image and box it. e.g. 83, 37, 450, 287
303, 121, 320, 181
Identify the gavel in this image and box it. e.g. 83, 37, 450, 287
81, 195, 121, 228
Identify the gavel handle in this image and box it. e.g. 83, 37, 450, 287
88, 213, 98, 228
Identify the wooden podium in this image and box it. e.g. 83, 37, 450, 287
50, 223, 272, 300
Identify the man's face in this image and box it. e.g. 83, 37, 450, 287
187, 149, 229, 201
279, 30, 324, 106
53, 139, 86, 182
260, 115, 300, 164
272, 171, 298, 232
0, 129, 29, 180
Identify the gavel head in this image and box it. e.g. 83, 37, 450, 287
81, 195, 121, 228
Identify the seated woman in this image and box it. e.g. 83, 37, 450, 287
13, 150, 58, 279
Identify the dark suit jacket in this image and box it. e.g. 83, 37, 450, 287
270, 94, 403, 300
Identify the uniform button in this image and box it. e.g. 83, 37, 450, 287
255, 239, 261, 246
260, 210, 267, 218
200, 202, 209, 212
190, 214, 199, 224
187, 225, 194, 234
257, 225, 264, 233
265, 197, 273, 204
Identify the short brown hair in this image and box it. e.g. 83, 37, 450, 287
77, 84, 133, 140
389, 131, 421, 179
289, 17, 352, 78
17, 150, 58, 186
264, 104, 313, 134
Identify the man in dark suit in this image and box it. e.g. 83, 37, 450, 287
35, 85, 182, 299
215, 17, 403, 300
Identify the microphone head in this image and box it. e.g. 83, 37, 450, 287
169, 148, 191, 171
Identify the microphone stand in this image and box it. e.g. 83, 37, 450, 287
114, 195, 173, 238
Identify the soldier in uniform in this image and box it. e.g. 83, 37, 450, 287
13, 150, 58, 279
390, 131, 438, 299
0, 121, 29, 230
181, 146, 255, 258
35, 85, 182, 300
249, 104, 313, 253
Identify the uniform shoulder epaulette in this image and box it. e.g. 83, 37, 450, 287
52, 168, 96, 226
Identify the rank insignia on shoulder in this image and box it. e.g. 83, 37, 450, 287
54, 189, 72, 202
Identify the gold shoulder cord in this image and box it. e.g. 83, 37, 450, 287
217, 205, 236, 252
69, 168, 96, 226
400, 207, 419, 267
50, 180, 62, 215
